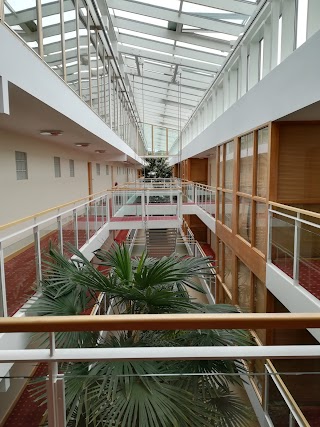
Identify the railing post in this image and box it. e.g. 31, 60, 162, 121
34, 225, 42, 286
293, 212, 301, 284
106, 196, 110, 223
85, 204, 90, 241
267, 205, 272, 263
73, 209, 78, 249
141, 191, 146, 219
0, 241, 8, 317
47, 332, 66, 427
57, 215, 63, 254
195, 185, 198, 206
177, 192, 181, 220
94, 200, 98, 232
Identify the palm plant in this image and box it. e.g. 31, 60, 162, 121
30, 244, 254, 427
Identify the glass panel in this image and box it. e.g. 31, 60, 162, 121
223, 192, 232, 229
238, 259, 251, 311
255, 202, 267, 254
219, 145, 223, 187
257, 127, 268, 198
238, 197, 251, 243
79, 0, 89, 102
64, 4, 79, 93
76, 206, 88, 248
254, 276, 266, 343
42, 0, 63, 78
217, 190, 222, 222
218, 239, 223, 277
298, 226, 320, 299
239, 132, 254, 194
224, 140, 234, 190
62, 212, 76, 256
4, 1, 39, 54
224, 244, 233, 293
267, 373, 291, 426
4, 362, 48, 425
3, 230, 37, 316
271, 215, 295, 279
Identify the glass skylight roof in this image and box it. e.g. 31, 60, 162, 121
4, 0, 259, 152
107, 0, 259, 138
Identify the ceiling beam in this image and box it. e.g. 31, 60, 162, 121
118, 33, 225, 65
107, 0, 243, 35
185, 0, 256, 16
118, 44, 218, 73
112, 16, 231, 52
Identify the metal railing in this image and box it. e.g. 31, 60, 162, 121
1, 314, 320, 427
268, 202, 320, 297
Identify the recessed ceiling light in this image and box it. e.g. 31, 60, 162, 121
95, 150, 106, 153
40, 130, 63, 136
75, 143, 90, 147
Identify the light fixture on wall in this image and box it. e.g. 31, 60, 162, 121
95, 150, 106, 153
74, 143, 90, 147
40, 130, 63, 136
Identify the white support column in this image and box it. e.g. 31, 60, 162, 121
212, 90, 217, 121
216, 84, 224, 117
263, 22, 272, 77
281, 0, 297, 61
223, 71, 229, 111
239, 44, 248, 96
229, 69, 238, 105
108, 60, 112, 129
248, 42, 259, 90
0, 76, 10, 115
270, 0, 281, 70
307, 0, 320, 38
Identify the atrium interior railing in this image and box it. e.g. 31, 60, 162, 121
2, 182, 320, 318
268, 202, 320, 301
1, 314, 320, 427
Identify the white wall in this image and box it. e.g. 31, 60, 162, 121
0, 129, 114, 225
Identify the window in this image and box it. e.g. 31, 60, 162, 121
277, 15, 282, 64
54, 156, 61, 178
96, 163, 100, 176
258, 38, 264, 81
15, 151, 28, 180
106, 165, 109, 175
239, 133, 254, 194
296, 0, 308, 48
69, 159, 75, 177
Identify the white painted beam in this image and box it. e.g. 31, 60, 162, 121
107, 0, 243, 35
0, 76, 10, 115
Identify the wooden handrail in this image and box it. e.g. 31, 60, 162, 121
0, 188, 110, 231
270, 201, 320, 220
1, 313, 320, 333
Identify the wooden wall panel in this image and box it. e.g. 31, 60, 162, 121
216, 222, 266, 282
189, 158, 208, 184
277, 123, 320, 203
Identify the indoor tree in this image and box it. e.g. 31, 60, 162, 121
141, 157, 172, 179
30, 244, 254, 427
